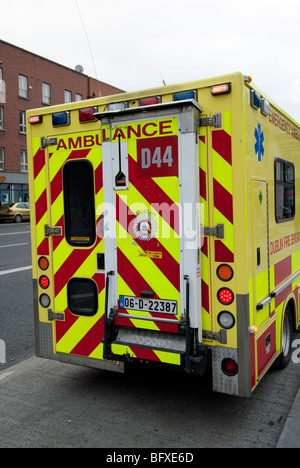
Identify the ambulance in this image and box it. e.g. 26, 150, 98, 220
26, 72, 300, 397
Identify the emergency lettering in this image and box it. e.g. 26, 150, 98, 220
56, 134, 101, 150
108, 118, 176, 142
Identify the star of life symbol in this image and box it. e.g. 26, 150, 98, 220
254, 123, 264, 162
133, 210, 158, 241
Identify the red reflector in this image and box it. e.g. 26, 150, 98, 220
39, 275, 50, 289
28, 115, 43, 124
79, 107, 97, 122
211, 83, 231, 95
222, 358, 238, 376
217, 288, 234, 305
139, 97, 160, 106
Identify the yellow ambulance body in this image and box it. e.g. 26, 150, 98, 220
27, 72, 300, 397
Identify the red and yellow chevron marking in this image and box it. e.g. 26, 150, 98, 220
212, 111, 234, 262
199, 128, 210, 332
113, 119, 181, 336
33, 131, 106, 359
111, 342, 182, 366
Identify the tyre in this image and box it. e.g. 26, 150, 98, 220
14, 214, 22, 223
275, 306, 293, 369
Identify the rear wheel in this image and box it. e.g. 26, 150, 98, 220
14, 214, 22, 223
276, 306, 293, 369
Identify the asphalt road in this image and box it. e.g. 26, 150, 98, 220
0, 220, 34, 368
0, 221, 299, 449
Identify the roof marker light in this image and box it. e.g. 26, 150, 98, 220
173, 90, 197, 101
250, 90, 261, 110
79, 107, 97, 122
107, 102, 128, 111
211, 83, 231, 96
139, 96, 161, 106
52, 111, 70, 127
28, 115, 43, 124
260, 98, 270, 116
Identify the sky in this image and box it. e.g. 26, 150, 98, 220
1, 0, 300, 122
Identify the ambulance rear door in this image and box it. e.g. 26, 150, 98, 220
96, 100, 203, 369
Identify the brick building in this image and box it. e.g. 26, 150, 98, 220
0, 39, 124, 204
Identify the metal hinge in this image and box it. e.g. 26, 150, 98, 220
203, 329, 227, 344
44, 225, 62, 237
48, 309, 65, 321
199, 113, 222, 128
203, 224, 224, 239
41, 137, 57, 149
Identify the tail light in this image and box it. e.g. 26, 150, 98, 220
39, 275, 50, 289
222, 358, 238, 376
217, 288, 234, 305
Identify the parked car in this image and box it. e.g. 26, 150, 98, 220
0, 202, 30, 223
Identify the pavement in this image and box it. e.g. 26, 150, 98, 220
276, 384, 300, 448
0, 356, 299, 448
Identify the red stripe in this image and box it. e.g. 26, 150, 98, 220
117, 248, 178, 333
201, 280, 209, 313
212, 130, 232, 165
200, 168, 207, 200
50, 169, 63, 204
54, 241, 100, 297
130, 346, 161, 362
117, 196, 180, 291
37, 238, 49, 256
52, 215, 64, 251
213, 178, 233, 224
33, 148, 46, 179
128, 155, 179, 234
274, 256, 292, 287
215, 240, 234, 263
95, 161, 103, 194
70, 316, 104, 357
67, 149, 91, 160
56, 308, 78, 343
35, 189, 47, 224
117, 248, 155, 298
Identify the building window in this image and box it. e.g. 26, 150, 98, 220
275, 158, 295, 222
42, 83, 51, 105
19, 75, 28, 99
0, 107, 3, 129
64, 90, 72, 103
0, 148, 4, 170
19, 111, 26, 134
75, 93, 83, 101
21, 150, 28, 172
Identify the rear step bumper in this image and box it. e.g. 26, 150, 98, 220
104, 326, 208, 376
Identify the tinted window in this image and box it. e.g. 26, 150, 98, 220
67, 278, 98, 316
63, 159, 96, 246
275, 158, 295, 222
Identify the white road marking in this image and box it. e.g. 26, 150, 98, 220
0, 265, 32, 276
0, 371, 15, 381
0, 243, 28, 248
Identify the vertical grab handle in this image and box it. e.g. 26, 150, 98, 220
184, 274, 191, 373
103, 270, 115, 359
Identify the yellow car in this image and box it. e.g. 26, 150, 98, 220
0, 202, 30, 223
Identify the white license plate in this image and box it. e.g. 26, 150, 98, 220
119, 295, 177, 315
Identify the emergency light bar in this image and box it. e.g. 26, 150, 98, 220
28, 115, 43, 124
173, 90, 197, 101
107, 101, 128, 111
52, 111, 70, 127
139, 96, 161, 106
79, 107, 97, 122
211, 83, 231, 95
